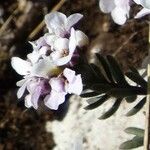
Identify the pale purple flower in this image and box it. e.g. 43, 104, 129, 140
133, 0, 150, 18
45, 11, 83, 37
11, 11, 85, 110
99, 0, 130, 25
44, 77, 67, 110
44, 68, 83, 110
17, 77, 51, 109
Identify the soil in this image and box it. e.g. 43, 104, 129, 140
0, 0, 148, 149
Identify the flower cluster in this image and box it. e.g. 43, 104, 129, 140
99, 0, 150, 25
11, 12, 89, 110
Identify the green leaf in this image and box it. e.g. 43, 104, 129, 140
126, 72, 147, 88
119, 136, 143, 149
106, 55, 128, 86
99, 98, 122, 119
84, 95, 109, 110
124, 127, 144, 137
126, 97, 146, 116
75, 64, 97, 84
129, 66, 139, 75
91, 83, 113, 94
80, 92, 99, 98
89, 63, 107, 82
125, 95, 137, 103
108, 87, 145, 98
96, 54, 114, 83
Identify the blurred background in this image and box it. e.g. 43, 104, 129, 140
0, 0, 148, 149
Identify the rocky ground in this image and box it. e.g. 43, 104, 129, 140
0, 0, 148, 149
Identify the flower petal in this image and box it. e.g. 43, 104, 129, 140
30, 86, 42, 109
16, 78, 27, 87
99, 0, 116, 13
75, 30, 89, 47
17, 80, 29, 98
134, 8, 150, 18
65, 74, 83, 95
63, 68, 75, 83
134, 0, 150, 9
11, 57, 31, 75
31, 59, 61, 78
53, 38, 69, 51
49, 77, 65, 92
111, 7, 127, 25
25, 94, 32, 108
66, 13, 83, 31
44, 90, 66, 110
45, 11, 66, 34
69, 28, 77, 53
53, 55, 72, 66
44, 33, 59, 49
133, 0, 142, 5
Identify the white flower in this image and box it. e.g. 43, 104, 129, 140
133, 0, 150, 18
28, 36, 51, 64
11, 56, 62, 79
99, 0, 130, 25
11, 11, 85, 111
44, 28, 89, 66
45, 11, 83, 37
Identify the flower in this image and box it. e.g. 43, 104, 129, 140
11, 56, 62, 79
133, 0, 150, 18
99, 0, 130, 25
11, 11, 85, 110
45, 11, 83, 37
64, 68, 83, 95
27, 36, 51, 64
15, 68, 82, 110
44, 68, 83, 110
44, 28, 88, 66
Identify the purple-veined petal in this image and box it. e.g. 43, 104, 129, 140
44, 90, 66, 110
30, 85, 42, 109
49, 77, 65, 92
11, 57, 31, 75
66, 13, 83, 31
